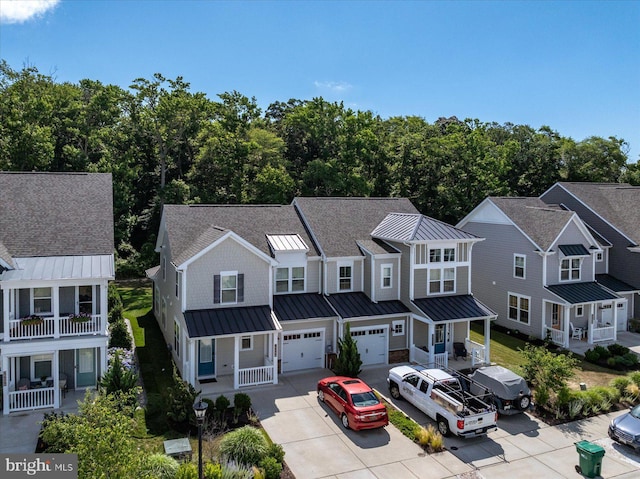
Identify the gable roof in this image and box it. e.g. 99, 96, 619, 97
372, 213, 479, 242
162, 204, 320, 265
487, 197, 576, 251
293, 197, 419, 257
0, 172, 114, 258
549, 182, 640, 246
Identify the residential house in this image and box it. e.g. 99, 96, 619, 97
458, 197, 624, 349
541, 182, 640, 324
0, 172, 115, 415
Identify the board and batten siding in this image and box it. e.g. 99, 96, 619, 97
185, 237, 271, 310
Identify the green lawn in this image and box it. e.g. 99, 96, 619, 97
470, 321, 528, 370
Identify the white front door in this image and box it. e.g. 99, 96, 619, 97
617, 302, 628, 331
351, 326, 388, 366
282, 329, 324, 372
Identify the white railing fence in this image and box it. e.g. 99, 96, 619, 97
9, 387, 55, 412
238, 365, 274, 387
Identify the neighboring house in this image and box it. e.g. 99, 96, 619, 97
0, 172, 115, 415
541, 182, 640, 322
149, 197, 496, 391
458, 197, 624, 349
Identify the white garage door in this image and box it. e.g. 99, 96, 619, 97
282, 329, 324, 372
351, 327, 388, 366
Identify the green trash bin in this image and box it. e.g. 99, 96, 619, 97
575, 440, 605, 478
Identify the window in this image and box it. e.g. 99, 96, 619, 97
174, 320, 180, 357
552, 303, 560, 326
576, 305, 584, 317
429, 268, 455, 294
514, 254, 526, 279
276, 267, 305, 293
443, 248, 455, 262
392, 320, 405, 336
33, 288, 52, 315
214, 272, 244, 304
429, 249, 441, 263
596, 252, 603, 262
560, 258, 581, 281
508, 293, 530, 325
381, 264, 392, 289
32, 354, 52, 380
338, 263, 352, 291
78, 286, 93, 315
428, 247, 456, 263
241, 336, 253, 351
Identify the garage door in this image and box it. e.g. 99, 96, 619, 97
351, 327, 387, 365
282, 329, 324, 372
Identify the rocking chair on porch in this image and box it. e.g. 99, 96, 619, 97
570, 322, 583, 340
453, 342, 468, 360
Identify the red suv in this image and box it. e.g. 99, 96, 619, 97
317, 376, 389, 430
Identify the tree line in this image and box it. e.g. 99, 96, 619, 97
1, 61, 637, 276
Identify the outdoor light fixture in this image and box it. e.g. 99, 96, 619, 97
193, 398, 207, 479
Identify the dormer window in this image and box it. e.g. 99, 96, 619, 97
514, 254, 526, 279
595, 252, 603, 262
428, 247, 456, 263
560, 258, 581, 281
381, 264, 392, 289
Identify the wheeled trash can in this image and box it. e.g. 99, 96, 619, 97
575, 440, 605, 478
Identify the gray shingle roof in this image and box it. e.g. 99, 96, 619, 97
163, 204, 320, 266
293, 197, 419, 257
372, 213, 479, 242
0, 172, 114, 257
555, 182, 640, 246
489, 197, 575, 251
356, 239, 400, 255
545, 282, 619, 304
413, 295, 496, 322
184, 306, 275, 338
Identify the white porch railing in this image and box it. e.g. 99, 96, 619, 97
591, 325, 615, 343
433, 352, 448, 368
466, 339, 486, 366
238, 365, 275, 387
8, 387, 55, 412
410, 345, 430, 365
546, 326, 565, 346
8, 315, 103, 340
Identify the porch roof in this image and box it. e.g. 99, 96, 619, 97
595, 274, 640, 293
184, 305, 276, 338
412, 295, 496, 322
545, 282, 619, 305
273, 293, 337, 321
0, 255, 114, 282
326, 292, 409, 319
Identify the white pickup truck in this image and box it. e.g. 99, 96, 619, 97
387, 365, 497, 438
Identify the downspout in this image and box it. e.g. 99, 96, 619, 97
370, 254, 375, 302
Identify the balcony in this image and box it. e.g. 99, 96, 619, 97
8, 315, 104, 341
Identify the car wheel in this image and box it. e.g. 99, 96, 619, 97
341, 414, 350, 429
389, 383, 402, 400
516, 395, 531, 410
437, 417, 450, 437
318, 389, 325, 402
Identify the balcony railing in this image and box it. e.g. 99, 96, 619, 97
8, 315, 103, 340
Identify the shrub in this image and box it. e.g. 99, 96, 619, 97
266, 443, 285, 464
176, 461, 198, 479
234, 393, 252, 414
215, 395, 231, 418
108, 302, 124, 324
203, 462, 222, 479
584, 349, 600, 363
593, 345, 611, 360
165, 366, 199, 431
219, 426, 268, 466
610, 376, 632, 395
140, 453, 179, 479
109, 318, 132, 349
108, 282, 123, 310
334, 322, 362, 377
427, 426, 445, 452
415, 425, 432, 447
534, 386, 550, 407
628, 371, 640, 386
258, 457, 282, 479
99, 350, 139, 399
608, 343, 630, 356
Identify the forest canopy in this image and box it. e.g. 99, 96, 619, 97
1, 60, 637, 277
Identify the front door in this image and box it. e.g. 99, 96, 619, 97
434, 324, 446, 354
198, 339, 215, 377
76, 348, 96, 388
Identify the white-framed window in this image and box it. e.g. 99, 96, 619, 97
161, 298, 167, 328
514, 254, 526, 279
392, 320, 405, 336
175, 271, 181, 299
338, 262, 353, 291
429, 248, 441, 263
595, 252, 603, 262
508, 293, 530, 325
560, 258, 581, 281
78, 285, 93, 315
428, 267, 455, 294
241, 335, 253, 351
428, 247, 456, 264
31, 354, 52, 381
552, 303, 560, 326
381, 264, 393, 289
221, 271, 238, 303
576, 305, 584, 317
443, 248, 455, 262
174, 319, 180, 357
275, 266, 305, 293
33, 287, 52, 315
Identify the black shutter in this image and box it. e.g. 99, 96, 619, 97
237, 274, 244, 302
213, 275, 220, 304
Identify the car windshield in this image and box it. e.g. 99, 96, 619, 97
630, 404, 640, 419
350, 391, 380, 407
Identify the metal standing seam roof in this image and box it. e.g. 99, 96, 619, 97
0, 255, 115, 282
558, 244, 591, 256
326, 292, 410, 319
183, 306, 276, 338
372, 213, 479, 242
596, 274, 640, 293
545, 282, 619, 304
273, 293, 337, 321
266, 234, 309, 252
412, 295, 496, 322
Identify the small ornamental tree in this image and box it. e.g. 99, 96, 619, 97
334, 322, 362, 377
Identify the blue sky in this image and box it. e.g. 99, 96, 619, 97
2, 0, 639, 161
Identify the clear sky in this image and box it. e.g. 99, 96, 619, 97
2, 0, 639, 161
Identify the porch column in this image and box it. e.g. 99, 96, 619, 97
563, 306, 571, 348
589, 303, 596, 343
52, 351, 60, 409
483, 318, 491, 364
612, 300, 619, 342
2, 288, 10, 342
233, 336, 240, 389
53, 285, 60, 338
2, 355, 9, 415
100, 282, 109, 334
409, 315, 415, 362
99, 345, 107, 381
428, 323, 435, 366
272, 331, 279, 385
188, 339, 196, 384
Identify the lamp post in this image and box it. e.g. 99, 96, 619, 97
193, 398, 207, 479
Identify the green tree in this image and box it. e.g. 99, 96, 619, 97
334, 322, 362, 377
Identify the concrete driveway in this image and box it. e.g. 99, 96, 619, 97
247, 365, 640, 479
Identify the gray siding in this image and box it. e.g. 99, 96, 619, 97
546, 220, 595, 285
238, 334, 266, 369
348, 315, 409, 351
216, 337, 235, 376
326, 259, 363, 294
306, 259, 321, 293
373, 257, 401, 301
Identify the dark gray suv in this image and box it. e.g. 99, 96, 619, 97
609, 404, 640, 450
